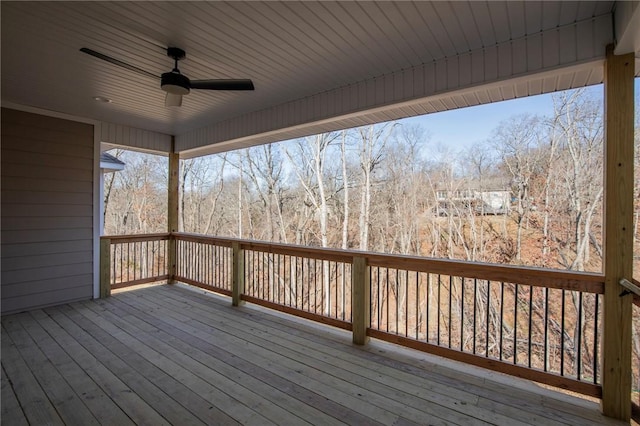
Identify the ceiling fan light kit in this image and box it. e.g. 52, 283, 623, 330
161, 72, 190, 95
79, 46, 254, 107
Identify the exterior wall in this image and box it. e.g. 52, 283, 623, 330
1, 108, 94, 314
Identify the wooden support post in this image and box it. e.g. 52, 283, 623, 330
352, 256, 370, 345
601, 45, 634, 421
167, 137, 179, 284
232, 242, 245, 306
99, 238, 111, 298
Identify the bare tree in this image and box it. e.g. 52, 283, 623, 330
104, 150, 167, 235
340, 130, 350, 249
356, 123, 396, 251
492, 114, 545, 261
102, 148, 125, 230
551, 89, 604, 271
285, 133, 339, 315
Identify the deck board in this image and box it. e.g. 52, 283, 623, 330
29, 308, 172, 426
78, 300, 316, 426
1, 322, 65, 425
1, 283, 627, 426
150, 285, 603, 425
17, 310, 135, 426
1, 361, 28, 426
106, 292, 377, 426
139, 287, 514, 425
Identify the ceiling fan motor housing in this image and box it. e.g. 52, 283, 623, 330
161, 71, 190, 95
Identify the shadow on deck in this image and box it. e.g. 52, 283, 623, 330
1, 283, 627, 425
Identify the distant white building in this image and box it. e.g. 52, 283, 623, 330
434, 178, 510, 216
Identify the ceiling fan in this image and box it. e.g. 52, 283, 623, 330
80, 47, 254, 107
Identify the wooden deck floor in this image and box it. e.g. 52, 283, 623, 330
1, 283, 627, 426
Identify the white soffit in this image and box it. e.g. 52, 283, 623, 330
177, 13, 615, 157
180, 60, 606, 158
0, 1, 624, 157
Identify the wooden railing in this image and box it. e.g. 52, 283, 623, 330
174, 234, 233, 295
365, 254, 603, 397
174, 233, 354, 330
99, 234, 170, 296
101, 232, 615, 398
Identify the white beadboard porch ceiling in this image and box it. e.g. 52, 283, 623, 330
1, 1, 638, 157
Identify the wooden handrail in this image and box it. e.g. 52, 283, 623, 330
104, 232, 606, 294
174, 232, 355, 262
103, 233, 170, 243
172, 232, 604, 293
173, 232, 233, 247
366, 253, 604, 293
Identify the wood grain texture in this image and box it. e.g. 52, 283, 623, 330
601, 46, 635, 421
351, 256, 370, 345
172, 232, 602, 293
232, 242, 244, 306
100, 238, 111, 298
167, 143, 179, 284
2, 284, 623, 426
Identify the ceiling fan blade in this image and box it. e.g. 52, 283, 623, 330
80, 48, 158, 80
190, 79, 254, 91
165, 93, 182, 107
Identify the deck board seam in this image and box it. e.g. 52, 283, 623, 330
20, 310, 136, 425
3, 317, 100, 425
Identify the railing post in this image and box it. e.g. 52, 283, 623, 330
232, 242, 245, 306
352, 256, 370, 345
601, 45, 634, 421
167, 137, 179, 284
99, 238, 111, 298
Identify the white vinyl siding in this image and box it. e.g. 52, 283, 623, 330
1, 108, 94, 314
100, 122, 172, 154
